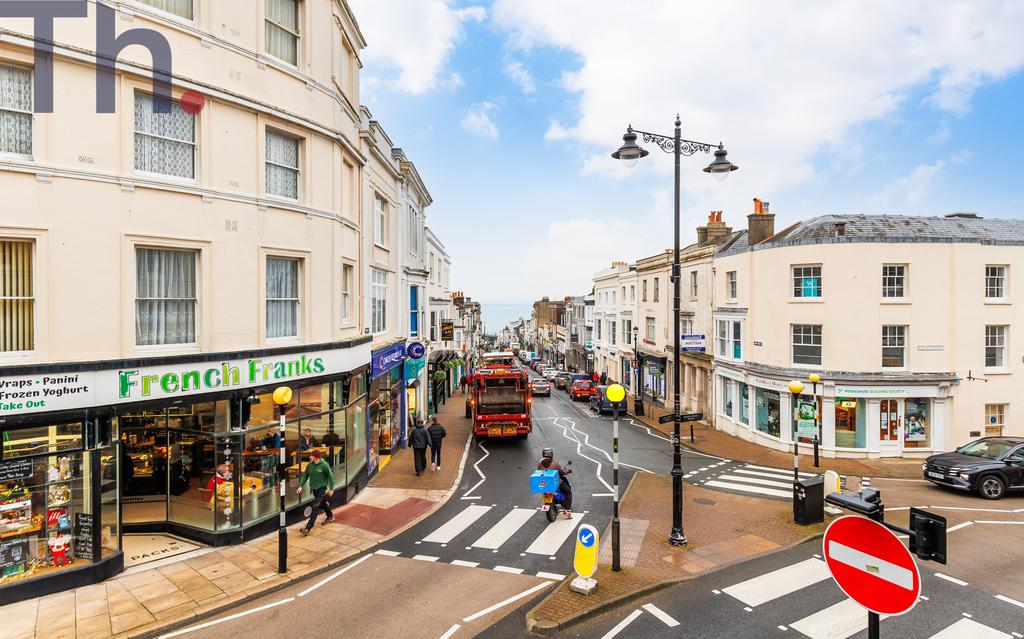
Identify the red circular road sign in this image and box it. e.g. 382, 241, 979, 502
823, 516, 921, 616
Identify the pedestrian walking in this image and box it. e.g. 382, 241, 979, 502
295, 449, 334, 535
460, 374, 468, 394
410, 419, 431, 476
427, 416, 447, 471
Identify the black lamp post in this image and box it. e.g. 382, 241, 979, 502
613, 116, 737, 546
632, 325, 644, 416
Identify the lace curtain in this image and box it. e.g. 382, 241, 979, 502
265, 130, 299, 198
266, 0, 299, 65
134, 93, 195, 178
267, 257, 298, 338
137, 0, 193, 19
136, 248, 197, 346
0, 64, 33, 156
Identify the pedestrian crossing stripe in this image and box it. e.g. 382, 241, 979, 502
373, 549, 567, 580
418, 504, 585, 557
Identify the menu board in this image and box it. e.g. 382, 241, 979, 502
0, 459, 33, 481
0, 539, 30, 572
74, 513, 94, 561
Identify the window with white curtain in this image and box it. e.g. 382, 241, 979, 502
371, 269, 387, 333
266, 257, 299, 339
341, 263, 352, 323
0, 64, 33, 156
0, 240, 34, 352
265, 0, 300, 65
265, 130, 300, 199
134, 93, 195, 179
136, 248, 197, 346
374, 195, 387, 245
136, 0, 193, 19
645, 317, 655, 340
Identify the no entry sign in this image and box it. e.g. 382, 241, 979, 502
823, 516, 921, 616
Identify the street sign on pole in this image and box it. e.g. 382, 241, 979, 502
823, 516, 922, 617
570, 524, 600, 595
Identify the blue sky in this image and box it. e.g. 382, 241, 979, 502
349, 1, 1024, 316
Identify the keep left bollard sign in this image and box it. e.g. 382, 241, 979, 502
573, 524, 599, 579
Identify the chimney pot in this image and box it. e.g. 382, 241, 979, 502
753, 198, 763, 214
747, 197, 776, 245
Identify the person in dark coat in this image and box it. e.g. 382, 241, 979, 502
409, 420, 431, 476
427, 416, 447, 471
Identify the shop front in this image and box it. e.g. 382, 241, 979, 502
369, 342, 406, 470
639, 353, 667, 406
0, 338, 371, 602
405, 342, 427, 427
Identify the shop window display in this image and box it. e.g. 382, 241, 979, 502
755, 388, 781, 437
903, 399, 930, 448
834, 399, 866, 448
739, 383, 750, 425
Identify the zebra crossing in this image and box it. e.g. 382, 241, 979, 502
715, 555, 1018, 639
691, 461, 829, 500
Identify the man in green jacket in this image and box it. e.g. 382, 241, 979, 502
296, 449, 334, 534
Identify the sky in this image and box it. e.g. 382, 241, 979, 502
349, 0, 1024, 318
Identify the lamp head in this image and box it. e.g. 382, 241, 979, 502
272, 386, 293, 406
606, 383, 626, 404
611, 126, 649, 168
787, 380, 805, 395
808, 373, 821, 384
703, 144, 739, 181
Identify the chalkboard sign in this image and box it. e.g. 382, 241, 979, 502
0, 458, 33, 481
74, 513, 94, 561
0, 539, 30, 571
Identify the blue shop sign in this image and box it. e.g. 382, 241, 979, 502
407, 341, 426, 360
371, 343, 406, 379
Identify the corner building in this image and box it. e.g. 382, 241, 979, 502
0, 0, 377, 601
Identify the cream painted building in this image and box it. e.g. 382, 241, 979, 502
593, 262, 629, 382
712, 212, 1023, 459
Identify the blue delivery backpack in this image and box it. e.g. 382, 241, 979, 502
530, 469, 561, 494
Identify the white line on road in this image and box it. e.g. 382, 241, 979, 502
929, 618, 1012, 638
423, 505, 493, 544
789, 598, 874, 639
626, 419, 670, 442
438, 624, 461, 639
375, 549, 401, 557
869, 477, 931, 483
494, 565, 524, 574
412, 555, 440, 562
641, 603, 680, 627
552, 417, 614, 492
705, 480, 793, 499
472, 508, 535, 549
723, 558, 831, 606
717, 474, 794, 489
732, 468, 808, 481
973, 520, 1024, 525
157, 598, 295, 638
927, 506, 1021, 513
451, 560, 480, 568
460, 496, 482, 501
526, 512, 582, 556
298, 554, 373, 597
601, 609, 644, 639
565, 416, 654, 474
537, 571, 567, 580
996, 594, 1024, 609
461, 441, 490, 499
744, 464, 814, 477
592, 493, 614, 497
947, 521, 975, 533
934, 572, 968, 586
461, 581, 554, 622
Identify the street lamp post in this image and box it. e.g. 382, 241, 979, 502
632, 325, 644, 417
272, 386, 293, 573
613, 117, 738, 546
787, 380, 805, 484
808, 373, 821, 467
606, 383, 626, 571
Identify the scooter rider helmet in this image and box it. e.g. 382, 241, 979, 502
541, 448, 554, 460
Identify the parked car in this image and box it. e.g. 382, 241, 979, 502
923, 437, 1024, 500
544, 368, 560, 381
569, 379, 597, 401
588, 386, 622, 415
554, 373, 571, 390
568, 373, 591, 393
530, 379, 551, 397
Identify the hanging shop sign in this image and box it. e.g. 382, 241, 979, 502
406, 342, 426, 360
0, 342, 372, 418
372, 343, 407, 379
441, 321, 455, 341
680, 335, 706, 352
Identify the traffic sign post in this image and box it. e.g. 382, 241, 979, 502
570, 524, 599, 595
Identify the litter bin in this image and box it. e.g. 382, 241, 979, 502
794, 476, 824, 525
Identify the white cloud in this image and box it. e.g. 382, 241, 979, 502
461, 101, 500, 139
927, 123, 951, 146
350, 1, 486, 95
504, 61, 536, 94
491, 0, 1024, 210
873, 149, 974, 205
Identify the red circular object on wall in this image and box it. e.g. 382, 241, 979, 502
180, 90, 205, 114
823, 515, 921, 616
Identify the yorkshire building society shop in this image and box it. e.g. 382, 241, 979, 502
0, 338, 372, 602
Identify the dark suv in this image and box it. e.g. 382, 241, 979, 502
923, 437, 1024, 500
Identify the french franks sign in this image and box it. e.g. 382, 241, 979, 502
0, 342, 371, 417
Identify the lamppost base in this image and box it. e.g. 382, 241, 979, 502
669, 529, 688, 546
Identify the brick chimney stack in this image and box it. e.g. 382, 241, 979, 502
747, 198, 776, 245
702, 211, 732, 244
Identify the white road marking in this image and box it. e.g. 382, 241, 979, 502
472, 508, 535, 549
460, 496, 482, 501
641, 603, 680, 627
626, 419, 670, 442
551, 417, 615, 492
869, 477, 931, 483
526, 513, 583, 556
947, 521, 975, 533
297, 554, 373, 597
412, 555, 440, 562
600, 609, 644, 639
996, 594, 1024, 609
927, 506, 1021, 513
733, 468, 812, 481
438, 624, 461, 639
423, 505, 492, 544
718, 473, 794, 489
723, 558, 831, 606
461, 581, 554, 622
461, 441, 490, 499
157, 598, 295, 638
537, 571, 567, 580
828, 541, 914, 590
705, 480, 793, 499
934, 572, 968, 586
929, 618, 1012, 638
565, 415, 654, 474
742, 464, 814, 477
973, 520, 1024, 525
451, 559, 480, 568
375, 549, 401, 557
592, 492, 614, 497
789, 598, 874, 639
493, 565, 524, 574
